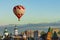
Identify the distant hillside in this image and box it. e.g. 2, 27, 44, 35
0, 22, 60, 28
0, 22, 60, 35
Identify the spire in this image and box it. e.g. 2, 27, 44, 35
14, 25, 18, 30
47, 27, 52, 40
48, 27, 52, 32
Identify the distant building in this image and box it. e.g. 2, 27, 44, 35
47, 32, 52, 40
34, 30, 39, 40
22, 30, 34, 40
4, 27, 9, 36
53, 28, 60, 33
12, 25, 22, 40
23, 33, 27, 40
3, 27, 11, 40
53, 28, 60, 37
24, 30, 34, 37
14, 25, 19, 36
52, 31, 58, 40
46, 27, 52, 40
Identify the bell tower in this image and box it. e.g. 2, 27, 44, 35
4, 27, 9, 36
14, 25, 18, 36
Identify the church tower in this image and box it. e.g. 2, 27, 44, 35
14, 25, 18, 36
4, 27, 9, 36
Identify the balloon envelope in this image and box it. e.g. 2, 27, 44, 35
13, 5, 25, 21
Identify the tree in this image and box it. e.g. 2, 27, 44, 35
40, 31, 46, 35
58, 31, 60, 34
0, 36, 2, 40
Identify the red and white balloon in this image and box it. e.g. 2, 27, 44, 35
13, 5, 25, 21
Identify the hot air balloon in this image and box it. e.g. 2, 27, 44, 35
13, 5, 25, 21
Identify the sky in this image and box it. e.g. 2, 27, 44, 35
0, 0, 60, 25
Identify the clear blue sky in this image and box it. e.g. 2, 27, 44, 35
0, 0, 60, 25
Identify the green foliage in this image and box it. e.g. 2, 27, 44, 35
0, 36, 2, 40
58, 31, 60, 34
40, 31, 46, 35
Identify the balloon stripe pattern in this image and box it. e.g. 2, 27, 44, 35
13, 5, 25, 21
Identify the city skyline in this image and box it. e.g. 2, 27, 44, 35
0, 0, 60, 25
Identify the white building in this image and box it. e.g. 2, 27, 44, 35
23, 33, 27, 40
14, 26, 18, 36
